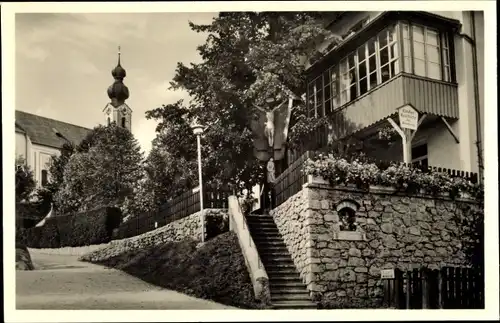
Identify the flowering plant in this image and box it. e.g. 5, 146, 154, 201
303, 155, 483, 200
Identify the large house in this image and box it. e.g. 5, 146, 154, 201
15, 49, 133, 187
15, 110, 92, 187
289, 11, 484, 177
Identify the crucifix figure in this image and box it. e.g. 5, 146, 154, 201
254, 100, 286, 148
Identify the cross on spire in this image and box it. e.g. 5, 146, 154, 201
117, 45, 121, 65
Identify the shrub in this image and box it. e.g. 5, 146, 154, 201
25, 206, 122, 248
58, 207, 123, 247
205, 212, 229, 240
25, 219, 60, 248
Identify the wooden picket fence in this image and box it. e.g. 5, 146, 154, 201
114, 184, 231, 239
383, 267, 484, 309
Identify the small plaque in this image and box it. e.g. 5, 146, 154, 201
154, 222, 158, 229
380, 269, 395, 279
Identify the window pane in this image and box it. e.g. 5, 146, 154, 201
403, 23, 409, 39
316, 88, 323, 106
426, 29, 439, 46
390, 43, 399, 59
340, 73, 349, 90
442, 48, 449, 65
404, 57, 411, 72
381, 64, 390, 82
391, 59, 400, 75
403, 39, 411, 57
426, 45, 440, 63
412, 25, 424, 42
331, 75, 338, 97
332, 96, 340, 110
380, 47, 389, 66
341, 91, 347, 105
369, 55, 377, 74
413, 42, 425, 59
379, 30, 388, 49
369, 72, 378, 89
324, 70, 331, 84
340, 59, 348, 74
349, 70, 357, 85
324, 99, 331, 115
348, 53, 356, 67
367, 38, 376, 55
428, 62, 441, 80
360, 78, 368, 95
414, 58, 426, 76
444, 66, 451, 82
358, 46, 366, 62
388, 24, 397, 42
324, 82, 331, 101
349, 84, 358, 101
315, 76, 322, 90
359, 61, 367, 79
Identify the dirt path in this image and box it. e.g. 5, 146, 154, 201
16, 250, 238, 310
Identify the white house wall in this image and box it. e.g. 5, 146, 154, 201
31, 143, 60, 187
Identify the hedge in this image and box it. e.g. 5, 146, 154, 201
24, 206, 122, 248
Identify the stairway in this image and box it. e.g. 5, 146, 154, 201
245, 214, 317, 310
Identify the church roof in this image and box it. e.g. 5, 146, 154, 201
15, 110, 92, 149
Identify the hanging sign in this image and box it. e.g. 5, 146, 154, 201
398, 105, 419, 130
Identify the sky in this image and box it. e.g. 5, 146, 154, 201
15, 12, 217, 154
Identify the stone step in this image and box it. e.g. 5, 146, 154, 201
246, 216, 275, 222
252, 237, 284, 244
271, 288, 310, 295
266, 269, 301, 276
265, 263, 297, 269
261, 257, 295, 265
269, 281, 308, 289
271, 293, 313, 301
272, 301, 317, 309
269, 276, 304, 284
258, 245, 289, 255
254, 240, 287, 247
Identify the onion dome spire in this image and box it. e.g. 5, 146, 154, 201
107, 46, 129, 105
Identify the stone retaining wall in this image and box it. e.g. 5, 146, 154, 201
80, 209, 226, 262
270, 182, 482, 308
28, 243, 112, 256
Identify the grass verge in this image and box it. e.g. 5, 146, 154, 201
85, 232, 264, 309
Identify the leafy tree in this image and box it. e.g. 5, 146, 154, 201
15, 156, 36, 203
146, 12, 341, 194
54, 123, 144, 215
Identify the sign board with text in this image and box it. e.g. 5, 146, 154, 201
398, 105, 419, 130
380, 269, 395, 279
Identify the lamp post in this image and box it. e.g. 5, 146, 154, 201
191, 122, 205, 243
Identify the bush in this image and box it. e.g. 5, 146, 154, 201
205, 212, 229, 240
25, 206, 122, 248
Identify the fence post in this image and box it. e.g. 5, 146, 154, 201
405, 270, 411, 309
422, 268, 429, 309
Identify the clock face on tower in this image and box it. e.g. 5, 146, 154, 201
120, 106, 127, 115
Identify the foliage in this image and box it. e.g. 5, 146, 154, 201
24, 207, 122, 248
303, 154, 484, 200
25, 219, 61, 249
54, 123, 144, 214
90, 232, 264, 309
455, 202, 484, 268
146, 12, 341, 194
15, 156, 36, 203
205, 212, 229, 240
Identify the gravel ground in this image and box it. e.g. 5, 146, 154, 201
16, 250, 237, 310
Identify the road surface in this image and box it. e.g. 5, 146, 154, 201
16, 250, 237, 310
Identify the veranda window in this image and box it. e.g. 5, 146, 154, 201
307, 21, 453, 118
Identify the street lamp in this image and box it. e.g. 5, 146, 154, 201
191, 122, 205, 243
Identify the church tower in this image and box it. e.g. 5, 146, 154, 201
103, 46, 132, 132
